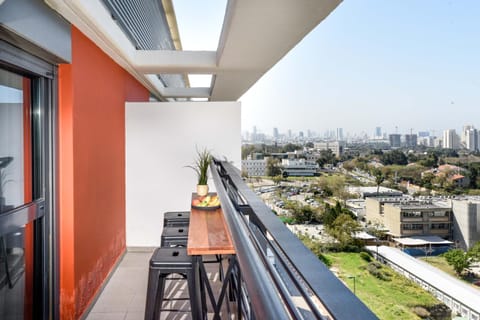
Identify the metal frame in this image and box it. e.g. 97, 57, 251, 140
211, 159, 378, 319
0, 40, 57, 320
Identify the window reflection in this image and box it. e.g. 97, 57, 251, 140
0, 69, 26, 213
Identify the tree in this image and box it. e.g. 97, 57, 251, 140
468, 241, 480, 261
443, 249, 472, 275
265, 158, 282, 177
380, 150, 408, 165
316, 149, 337, 167
326, 213, 361, 247
372, 169, 385, 195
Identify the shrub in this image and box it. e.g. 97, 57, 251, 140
367, 262, 392, 281
318, 253, 332, 267
360, 251, 372, 262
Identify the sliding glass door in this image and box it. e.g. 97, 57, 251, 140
0, 41, 56, 320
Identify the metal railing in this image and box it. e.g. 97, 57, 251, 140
211, 159, 378, 320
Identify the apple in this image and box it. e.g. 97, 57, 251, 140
192, 199, 201, 206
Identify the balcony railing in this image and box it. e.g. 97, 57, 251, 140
211, 159, 378, 320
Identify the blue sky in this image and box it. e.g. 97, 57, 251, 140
174, 0, 480, 137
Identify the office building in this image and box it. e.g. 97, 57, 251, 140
404, 134, 417, 148
314, 140, 344, 156
337, 128, 344, 141
273, 127, 279, 140
389, 134, 401, 148
281, 159, 319, 177
365, 197, 452, 239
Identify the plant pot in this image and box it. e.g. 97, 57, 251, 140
197, 184, 209, 197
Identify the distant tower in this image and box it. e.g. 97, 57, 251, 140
336, 128, 344, 141
299, 131, 304, 138
375, 127, 382, 139
389, 134, 401, 148
288, 129, 292, 138
273, 127, 279, 139
252, 126, 257, 142
443, 129, 460, 149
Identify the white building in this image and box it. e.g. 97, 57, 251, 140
314, 140, 344, 156
464, 128, 479, 152
242, 158, 267, 177
281, 158, 319, 177
443, 129, 460, 149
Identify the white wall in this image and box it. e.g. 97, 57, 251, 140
125, 101, 241, 247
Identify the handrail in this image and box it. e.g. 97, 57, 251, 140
211, 159, 378, 320
211, 161, 290, 320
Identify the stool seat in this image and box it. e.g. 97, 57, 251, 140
145, 247, 202, 320
150, 247, 192, 267
164, 211, 190, 227
161, 226, 189, 247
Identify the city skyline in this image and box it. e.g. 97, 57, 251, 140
243, 124, 477, 140
174, 1, 480, 135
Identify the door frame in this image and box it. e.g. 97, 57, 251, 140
0, 39, 59, 320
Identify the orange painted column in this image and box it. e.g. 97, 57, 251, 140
58, 26, 149, 319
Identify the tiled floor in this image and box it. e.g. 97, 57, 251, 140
85, 249, 232, 320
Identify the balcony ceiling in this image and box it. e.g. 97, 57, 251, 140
45, 0, 341, 101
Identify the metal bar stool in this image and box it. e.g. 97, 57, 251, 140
163, 211, 190, 227
161, 226, 188, 247
144, 247, 203, 320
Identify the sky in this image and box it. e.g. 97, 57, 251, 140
173, 0, 480, 138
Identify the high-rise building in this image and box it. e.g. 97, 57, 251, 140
375, 127, 382, 138
404, 134, 417, 148
299, 131, 304, 138
336, 128, 344, 141
443, 129, 460, 149
389, 134, 401, 148
465, 128, 479, 151
273, 127, 279, 139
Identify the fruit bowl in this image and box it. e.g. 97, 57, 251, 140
191, 195, 221, 210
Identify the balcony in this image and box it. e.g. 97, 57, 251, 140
86, 160, 377, 320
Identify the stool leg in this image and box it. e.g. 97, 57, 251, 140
188, 259, 204, 320
145, 268, 161, 320
154, 275, 167, 319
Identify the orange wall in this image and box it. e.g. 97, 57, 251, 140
58, 26, 149, 319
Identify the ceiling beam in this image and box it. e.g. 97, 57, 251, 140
133, 50, 218, 74
160, 87, 211, 98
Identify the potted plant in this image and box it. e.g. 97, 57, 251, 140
186, 148, 212, 196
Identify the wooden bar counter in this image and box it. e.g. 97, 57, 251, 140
187, 194, 235, 256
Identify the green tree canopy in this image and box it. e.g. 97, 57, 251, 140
443, 249, 472, 275
326, 213, 361, 247
380, 150, 408, 165
266, 158, 282, 177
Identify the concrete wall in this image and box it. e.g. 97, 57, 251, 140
452, 200, 480, 249
125, 101, 241, 247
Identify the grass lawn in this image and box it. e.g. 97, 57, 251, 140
419, 256, 480, 289
326, 252, 440, 320
418, 256, 456, 277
